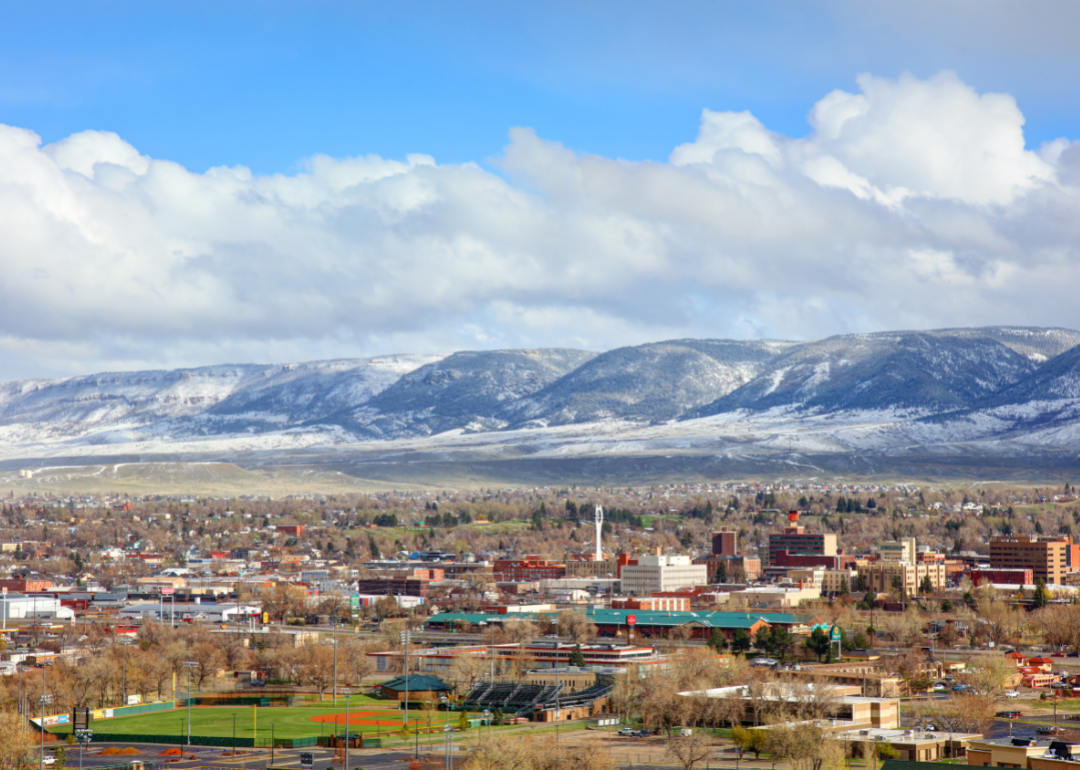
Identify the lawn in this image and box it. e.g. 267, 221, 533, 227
48, 700, 492, 744
47, 699, 450, 742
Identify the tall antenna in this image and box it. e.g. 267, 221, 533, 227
595, 505, 604, 561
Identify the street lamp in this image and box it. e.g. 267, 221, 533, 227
270, 722, 275, 765
333, 611, 339, 706
232, 713, 237, 755
182, 661, 198, 745
38, 694, 52, 770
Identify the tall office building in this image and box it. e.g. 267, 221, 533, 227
766, 511, 837, 566
989, 536, 1076, 585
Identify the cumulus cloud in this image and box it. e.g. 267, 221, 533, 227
0, 71, 1077, 378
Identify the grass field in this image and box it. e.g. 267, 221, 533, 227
48, 700, 489, 743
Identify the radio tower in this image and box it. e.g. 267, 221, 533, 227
595, 505, 604, 561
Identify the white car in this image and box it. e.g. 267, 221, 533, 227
1005, 691, 1020, 699
42, 758, 56, 766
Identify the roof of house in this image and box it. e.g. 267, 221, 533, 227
379, 675, 452, 692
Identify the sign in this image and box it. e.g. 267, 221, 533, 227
300, 753, 314, 768
350, 594, 360, 608
160, 587, 174, 596
830, 625, 842, 642
75, 729, 93, 745
626, 615, 636, 626
73, 708, 91, 730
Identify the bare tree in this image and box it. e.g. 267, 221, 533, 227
666, 733, 714, 770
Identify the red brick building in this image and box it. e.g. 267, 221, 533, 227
493, 558, 566, 581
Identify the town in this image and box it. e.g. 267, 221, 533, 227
1, 481, 1080, 769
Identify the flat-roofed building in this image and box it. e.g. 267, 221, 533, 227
990, 536, 1075, 585
619, 554, 708, 595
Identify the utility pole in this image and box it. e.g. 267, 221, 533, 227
333, 611, 339, 706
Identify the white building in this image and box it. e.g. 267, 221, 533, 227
0, 594, 74, 622
119, 601, 261, 623
619, 554, 708, 595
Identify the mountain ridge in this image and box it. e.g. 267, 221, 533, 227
3, 326, 1080, 476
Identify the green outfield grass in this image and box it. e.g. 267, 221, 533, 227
46, 698, 461, 742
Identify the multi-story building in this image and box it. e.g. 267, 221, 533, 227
822, 568, 859, 595
766, 512, 837, 566
989, 535, 1076, 585
859, 561, 946, 597
877, 538, 916, 565
711, 531, 738, 556
619, 553, 708, 595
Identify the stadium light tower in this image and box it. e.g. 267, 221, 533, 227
594, 505, 604, 561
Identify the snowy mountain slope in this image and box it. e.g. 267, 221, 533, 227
322, 348, 596, 438
687, 329, 1045, 417
0, 356, 440, 445
501, 339, 792, 427
1, 326, 1080, 477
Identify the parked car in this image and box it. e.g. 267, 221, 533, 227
1004, 691, 1020, 699
1068, 652, 1079, 658
248, 680, 267, 688
933, 683, 946, 691
618, 728, 636, 736
635, 730, 652, 737
41, 758, 55, 767
952, 684, 969, 692
996, 711, 1022, 719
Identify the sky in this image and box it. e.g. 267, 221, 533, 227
3, 0, 1080, 379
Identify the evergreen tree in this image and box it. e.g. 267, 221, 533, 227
1033, 578, 1051, 609
707, 628, 728, 653
731, 628, 752, 655
568, 645, 586, 667
716, 561, 728, 583
920, 575, 934, 595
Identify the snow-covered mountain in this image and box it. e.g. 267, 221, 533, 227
6, 326, 1080, 478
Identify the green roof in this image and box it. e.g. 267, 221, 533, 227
380, 675, 452, 692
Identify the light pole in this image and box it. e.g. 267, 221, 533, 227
342, 686, 351, 770
38, 693, 52, 770
182, 661, 198, 745
440, 694, 452, 770
401, 628, 411, 729
333, 611, 339, 706
270, 722, 275, 765
232, 713, 237, 755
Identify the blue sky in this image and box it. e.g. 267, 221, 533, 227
5, 1, 1079, 174
3, 1, 1080, 378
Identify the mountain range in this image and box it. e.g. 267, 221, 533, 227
6, 326, 1080, 482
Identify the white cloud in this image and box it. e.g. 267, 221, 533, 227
0, 71, 1077, 379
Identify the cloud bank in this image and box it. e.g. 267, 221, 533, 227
1, 71, 1078, 378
